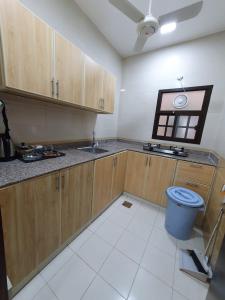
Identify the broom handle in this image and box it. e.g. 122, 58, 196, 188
204, 208, 224, 259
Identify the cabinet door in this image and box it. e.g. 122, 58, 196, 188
0, 0, 53, 97
144, 156, 177, 206
102, 70, 116, 113
124, 151, 148, 198
55, 33, 84, 105
33, 173, 61, 265
92, 156, 114, 217
61, 162, 93, 244
84, 55, 104, 110
112, 152, 127, 200
0, 172, 61, 287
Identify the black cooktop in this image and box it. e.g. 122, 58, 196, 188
143, 143, 188, 157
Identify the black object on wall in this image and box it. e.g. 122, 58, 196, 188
0, 209, 9, 300
206, 235, 225, 300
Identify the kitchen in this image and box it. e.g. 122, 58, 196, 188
0, 0, 225, 299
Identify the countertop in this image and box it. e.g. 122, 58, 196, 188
0, 140, 217, 188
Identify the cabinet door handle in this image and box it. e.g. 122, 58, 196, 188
55, 176, 60, 191
56, 80, 59, 98
61, 175, 65, 190
145, 157, 148, 166
115, 157, 118, 166
186, 182, 199, 188
99, 99, 103, 109
189, 164, 202, 169
51, 78, 55, 97
148, 157, 151, 167
102, 99, 105, 110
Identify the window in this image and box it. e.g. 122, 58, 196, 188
152, 85, 213, 144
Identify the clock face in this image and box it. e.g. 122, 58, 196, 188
173, 94, 188, 109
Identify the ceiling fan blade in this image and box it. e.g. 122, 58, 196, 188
109, 0, 145, 23
158, 1, 203, 26
134, 34, 148, 52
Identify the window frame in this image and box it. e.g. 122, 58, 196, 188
152, 85, 213, 144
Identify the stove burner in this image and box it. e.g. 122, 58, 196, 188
143, 143, 188, 157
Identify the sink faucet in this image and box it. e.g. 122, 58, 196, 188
92, 130, 96, 148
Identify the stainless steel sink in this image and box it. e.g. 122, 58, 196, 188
77, 146, 108, 154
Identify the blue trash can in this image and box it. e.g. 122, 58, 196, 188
165, 186, 204, 240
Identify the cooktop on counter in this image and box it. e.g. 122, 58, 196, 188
143, 143, 188, 157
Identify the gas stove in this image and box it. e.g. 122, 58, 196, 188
143, 143, 188, 157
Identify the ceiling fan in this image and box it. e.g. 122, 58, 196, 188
109, 0, 203, 51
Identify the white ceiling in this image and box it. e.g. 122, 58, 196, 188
74, 0, 225, 57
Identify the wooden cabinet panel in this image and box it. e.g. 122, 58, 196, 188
0, 0, 53, 97
61, 162, 93, 244
102, 70, 116, 113
124, 151, 148, 198
0, 172, 61, 287
174, 179, 210, 202
84, 55, 104, 110
112, 152, 127, 200
176, 161, 215, 186
144, 156, 177, 207
33, 173, 61, 265
92, 156, 114, 217
55, 33, 84, 105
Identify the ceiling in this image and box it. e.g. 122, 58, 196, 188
74, 0, 225, 57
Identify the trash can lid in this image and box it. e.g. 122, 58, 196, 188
166, 186, 204, 208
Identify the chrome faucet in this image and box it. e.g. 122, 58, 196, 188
92, 130, 96, 148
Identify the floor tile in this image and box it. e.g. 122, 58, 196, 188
154, 209, 166, 231
135, 205, 158, 227
141, 245, 175, 286
149, 227, 177, 257
77, 234, 112, 271
82, 276, 125, 300
48, 254, 95, 300
96, 220, 124, 246
69, 229, 93, 253
108, 210, 133, 229
172, 290, 189, 300
116, 231, 147, 263
41, 247, 74, 282
128, 267, 172, 300
100, 249, 138, 298
173, 259, 209, 300
88, 215, 107, 232
13, 275, 45, 300
33, 285, 58, 300
126, 217, 153, 241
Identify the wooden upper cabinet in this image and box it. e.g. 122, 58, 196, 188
0, 0, 53, 97
102, 70, 116, 113
84, 55, 104, 110
112, 152, 127, 200
0, 172, 61, 287
124, 151, 148, 198
54, 33, 84, 105
61, 162, 93, 244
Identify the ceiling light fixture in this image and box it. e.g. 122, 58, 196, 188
120, 88, 126, 93
160, 22, 177, 34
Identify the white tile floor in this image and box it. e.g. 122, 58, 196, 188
13, 194, 209, 300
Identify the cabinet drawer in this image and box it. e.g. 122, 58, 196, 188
174, 179, 210, 202
176, 161, 215, 186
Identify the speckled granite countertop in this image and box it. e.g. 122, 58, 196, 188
0, 140, 217, 188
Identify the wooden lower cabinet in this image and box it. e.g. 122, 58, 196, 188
144, 155, 177, 206
61, 162, 93, 244
92, 152, 128, 217
124, 151, 148, 198
125, 151, 177, 206
112, 151, 127, 200
0, 172, 61, 287
92, 155, 114, 217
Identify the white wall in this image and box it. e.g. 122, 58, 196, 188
117, 32, 225, 151
3, 0, 122, 143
